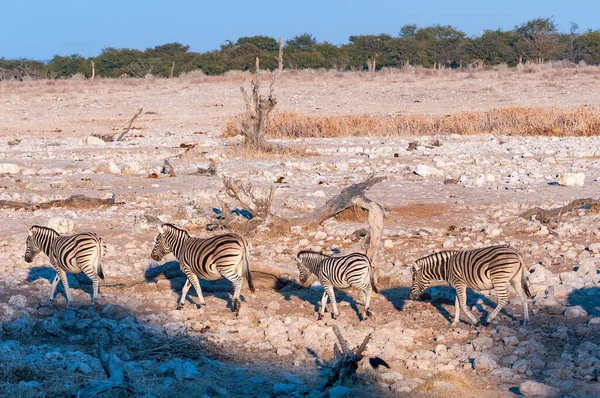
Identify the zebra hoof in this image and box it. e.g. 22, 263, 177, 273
176, 303, 184, 310
365, 309, 373, 318
315, 312, 323, 321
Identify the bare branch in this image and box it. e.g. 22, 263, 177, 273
115, 108, 143, 142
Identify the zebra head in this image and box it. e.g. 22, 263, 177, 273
295, 251, 320, 285
24, 228, 41, 263
24, 226, 58, 263
151, 223, 189, 261
409, 262, 428, 300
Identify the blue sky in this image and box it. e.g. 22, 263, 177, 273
2, 0, 598, 60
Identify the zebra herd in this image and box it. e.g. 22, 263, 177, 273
23, 223, 532, 325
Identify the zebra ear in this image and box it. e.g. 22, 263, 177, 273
157, 224, 164, 234
27, 229, 33, 237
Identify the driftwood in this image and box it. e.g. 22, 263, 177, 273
70, 343, 134, 397
324, 325, 372, 388
222, 177, 275, 220
115, 107, 143, 142
519, 198, 600, 224
0, 194, 122, 211
239, 38, 283, 150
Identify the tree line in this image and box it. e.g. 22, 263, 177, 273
1, 18, 600, 80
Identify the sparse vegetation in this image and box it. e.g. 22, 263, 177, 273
225, 106, 600, 138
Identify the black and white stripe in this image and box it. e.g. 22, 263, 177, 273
409, 245, 532, 325
24, 225, 105, 305
150, 223, 254, 312
295, 251, 378, 320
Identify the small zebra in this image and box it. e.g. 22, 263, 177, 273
24, 225, 105, 306
295, 251, 378, 320
409, 245, 532, 326
150, 223, 254, 312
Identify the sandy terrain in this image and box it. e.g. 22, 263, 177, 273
0, 68, 600, 397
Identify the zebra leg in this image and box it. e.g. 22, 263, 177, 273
187, 273, 206, 308
510, 276, 529, 325
318, 291, 328, 319
456, 286, 479, 326
229, 274, 243, 312
363, 285, 373, 319
451, 295, 461, 326
80, 266, 99, 304
57, 269, 72, 306
177, 279, 192, 310
486, 283, 509, 324
324, 284, 339, 319
48, 274, 60, 303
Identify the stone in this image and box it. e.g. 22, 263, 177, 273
576, 258, 598, 276
414, 164, 443, 178
84, 135, 107, 146
47, 217, 75, 234
95, 161, 121, 174
564, 306, 588, 318
121, 161, 140, 175
0, 163, 20, 174
472, 336, 494, 351
380, 372, 404, 384
558, 172, 585, 187
158, 359, 200, 381
276, 348, 293, 357
328, 385, 351, 398
512, 359, 531, 374
519, 380, 560, 397
8, 295, 27, 308
314, 231, 327, 240
42, 317, 63, 336
474, 354, 497, 372
272, 383, 300, 394
433, 381, 454, 389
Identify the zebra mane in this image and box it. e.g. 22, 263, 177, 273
29, 225, 60, 237
415, 250, 460, 268
297, 250, 330, 259
161, 223, 190, 238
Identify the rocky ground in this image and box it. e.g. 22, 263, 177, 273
0, 70, 600, 397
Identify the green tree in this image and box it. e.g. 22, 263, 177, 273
514, 17, 561, 63
286, 33, 318, 51
573, 30, 600, 64
236, 36, 279, 52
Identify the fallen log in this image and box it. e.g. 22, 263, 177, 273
70, 343, 135, 397
519, 198, 600, 224
324, 325, 372, 388
0, 194, 122, 211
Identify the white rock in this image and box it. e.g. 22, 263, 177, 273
380, 372, 404, 384
414, 164, 443, 178
0, 163, 20, 174
314, 231, 327, 240
576, 258, 598, 276
474, 354, 497, 371
519, 380, 560, 397
83, 135, 107, 146
121, 161, 140, 175
558, 172, 585, 187
96, 161, 121, 174
564, 306, 588, 318
50, 180, 69, 189
383, 240, 394, 249
47, 217, 74, 234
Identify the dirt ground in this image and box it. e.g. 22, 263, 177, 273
1, 67, 600, 397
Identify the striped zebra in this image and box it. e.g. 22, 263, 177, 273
24, 225, 105, 306
150, 223, 254, 312
295, 251, 378, 320
409, 245, 532, 326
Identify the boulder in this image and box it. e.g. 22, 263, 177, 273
414, 164, 443, 178
474, 354, 497, 372
564, 306, 588, 319
0, 163, 20, 174
519, 380, 560, 397
84, 135, 107, 146
558, 172, 585, 187
47, 217, 75, 235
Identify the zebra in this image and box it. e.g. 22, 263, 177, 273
409, 245, 532, 326
295, 251, 378, 320
24, 225, 105, 306
150, 223, 254, 312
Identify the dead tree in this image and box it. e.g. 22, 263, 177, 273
239, 38, 283, 151
324, 325, 372, 388
91, 60, 95, 80
170, 61, 175, 78
519, 198, 600, 224
115, 108, 143, 142
219, 174, 386, 261
70, 343, 135, 397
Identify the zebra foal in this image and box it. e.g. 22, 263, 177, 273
295, 251, 378, 320
150, 223, 254, 312
409, 245, 532, 326
24, 225, 105, 306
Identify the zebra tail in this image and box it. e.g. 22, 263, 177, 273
244, 242, 255, 293
518, 253, 532, 298
370, 266, 379, 294
97, 239, 106, 280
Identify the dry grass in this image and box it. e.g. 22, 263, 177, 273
224, 106, 600, 138
334, 205, 370, 222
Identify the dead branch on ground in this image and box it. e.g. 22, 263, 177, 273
0, 194, 122, 211
70, 343, 135, 397
222, 177, 275, 220
115, 107, 143, 141
239, 38, 283, 151
324, 325, 372, 388
519, 198, 600, 224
